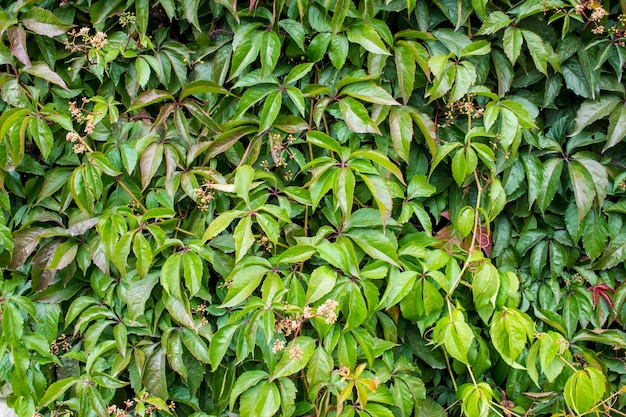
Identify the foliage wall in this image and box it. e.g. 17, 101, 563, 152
0, 0, 626, 416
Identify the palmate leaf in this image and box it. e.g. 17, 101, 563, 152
489, 308, 534, 367
432, 308, 474, 365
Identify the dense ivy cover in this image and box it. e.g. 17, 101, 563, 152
1, 0, 626, 416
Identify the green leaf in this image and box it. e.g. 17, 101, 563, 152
379, 269, 418, 309
234, 215, 255, 263
595, 233, 626, 270
605, 103, 626, 151
394, 44, 416, 105
451, 149, 467, 187
278, 20, 305, 51
2, 303, 24, 346
458, 382, 492, 417
284, 62, 315, 85
538, 158, 563, 212
472, 263, 500, 323
571, 95, 620, 137
389, 107, 413, 162
521, 154, 542, 209
276, 245, 317, 265
349, 149, 405, 184
179, 80, 230, 100
347, 24, 391, 56
307, 130, 342, 154
329, 35, 349, 69
449, 61, 477, 102
433, 308, 474, 365
240, 380, 281, 417
335, 167, 355, 216
521, 30, 549, 75
183, 251, 203, 297
135, 56, 151, 88
338, 97, 381, 135
259, 90, 282, 132
308, 32, 331, 62
456, 206, 474, 238
270, 336, 316, 381
341, 82, 399, 106
161, 253, 182, 299
330, 0, 350, 35
345, 229, 400, 267
583, 210, 608, 261
568, 160, 595, 222
202, 210, 245, 241
503, 26, 522, 65
220, 264, 269, 308
46, 241, 78, 270
29, 117, 53, 159
564, 368, 606, 415
133, 232, 152, 278
261, 31, 281, 76
235, 165, 254, 203
305, 265, 337, 304
181, 328, 210, 363
209, 324, 238, 371
39, 377, 80, 406
230, 370, 269, 409
459, 40, 491, 57
489, 308, 534, 367
127, 89, 174, 111
358, 174, 394, 227
476, 11, 512, 36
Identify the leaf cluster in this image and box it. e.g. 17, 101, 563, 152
0, 0, 625, 417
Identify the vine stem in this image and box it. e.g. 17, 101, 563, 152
115, 177, 195, 237
116, 177, 147, 212
448, 169, 484, 296
442, 350, 458, 392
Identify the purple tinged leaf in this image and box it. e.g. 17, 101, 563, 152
7, 26, 30, 66
22, 7, 74, 37
23, 62, 68, 90
128, 89, 174, 112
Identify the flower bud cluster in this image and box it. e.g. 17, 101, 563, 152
272, 299, 339, 360
65, 27, 108, 52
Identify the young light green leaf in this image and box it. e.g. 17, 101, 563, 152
564, 368, 606, 415
489, 308, 535, 367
